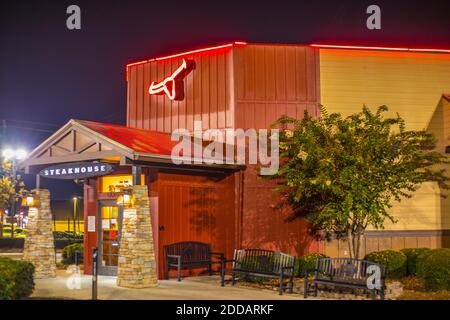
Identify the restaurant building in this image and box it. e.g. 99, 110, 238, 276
22, 42, 450, 285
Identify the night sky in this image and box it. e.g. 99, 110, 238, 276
0, 0, 449, 199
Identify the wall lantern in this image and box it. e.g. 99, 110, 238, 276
26, 196, 34, 207
117, 188, 133, 207
23, 191, 39, 207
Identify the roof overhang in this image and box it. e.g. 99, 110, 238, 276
21, 119, 244, 174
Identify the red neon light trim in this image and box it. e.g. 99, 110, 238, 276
126, 41, 247, 80
409, 48, 450, 53
128, 41, 246, 66
155, 42, 239, 61
148, 58, 195, 100
310, 44, 450, 53
126, 60, 148, 68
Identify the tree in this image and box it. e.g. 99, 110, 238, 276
0, 160, 27, 237
272, 105, 450, 259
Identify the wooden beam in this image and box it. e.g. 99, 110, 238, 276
132, 165, 142, 185
23, 151, 121, 166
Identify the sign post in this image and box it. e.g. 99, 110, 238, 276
92, 247, 98, 300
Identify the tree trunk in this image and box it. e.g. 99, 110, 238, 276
347, 231, 363, 259
347, 230, 355, 259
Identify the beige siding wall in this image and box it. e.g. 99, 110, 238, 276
320, 49, 450, 131
320, 49, 450, 232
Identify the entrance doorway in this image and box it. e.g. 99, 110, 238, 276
98, 201, 123, 276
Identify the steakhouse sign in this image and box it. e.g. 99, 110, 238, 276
39, 162, 114, 180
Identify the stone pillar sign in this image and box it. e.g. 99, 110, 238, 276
23, 189, 57, 278
117, 185, 158, 288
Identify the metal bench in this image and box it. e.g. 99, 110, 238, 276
164, 241, 224, 281
220, 249, 295, 295
304, 258, 386, 300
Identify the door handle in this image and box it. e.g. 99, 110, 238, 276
159, 225, 165, 231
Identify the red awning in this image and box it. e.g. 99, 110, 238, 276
76, 120, 176, 156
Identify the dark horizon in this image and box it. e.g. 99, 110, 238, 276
1, 0, 449, 199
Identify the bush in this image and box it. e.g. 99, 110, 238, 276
62, 243, 84, 264
295, 253, 329, 277
0, 257, 35, 300
364, 250, 407, 279
417, 248, 450, 291
400, 248, 431, 276
416, 249, 435, 277
53, 231, 84, 240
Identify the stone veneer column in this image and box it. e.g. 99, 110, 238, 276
117, 185, 158, 288
23, 189, 56, 278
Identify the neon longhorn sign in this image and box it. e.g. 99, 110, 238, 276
148, 59, 195, 101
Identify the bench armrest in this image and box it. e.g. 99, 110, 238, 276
210, 252, 225, 259
220, 259, 236, 268
282, 266, 294, 270
166, 254, 181, 262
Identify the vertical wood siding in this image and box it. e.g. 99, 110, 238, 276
127, 47, 234, 132
233, 44, 320, 129
155, 172, 235, 279
125, 44, 323, 264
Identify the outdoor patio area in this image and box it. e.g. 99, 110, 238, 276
32, 271, 311, 300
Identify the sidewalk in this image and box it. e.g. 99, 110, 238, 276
32, 271, 312, 300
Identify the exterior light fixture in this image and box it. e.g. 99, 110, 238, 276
117, 189, 133, 207
2, 148, 28, 160
123, 194, 131, 205
26, 196, 35, 207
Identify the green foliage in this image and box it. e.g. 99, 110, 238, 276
400, 248, 431, 276
416, 249, 435, 277
62, 243, 84, 264
295, 253, 329, 277
0, 161, 27, 214
272, 105, 450, 258
417, 248, 450, 291
0, 257, 35, 300
53, 231, 84, 240
364, 250, 407, 278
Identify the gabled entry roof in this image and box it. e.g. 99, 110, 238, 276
75, 120, 176, 155
22, 119, 241, 173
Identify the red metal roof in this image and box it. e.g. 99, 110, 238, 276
76, 120, 177, 156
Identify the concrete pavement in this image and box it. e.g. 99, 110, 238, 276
32, 271, 312, 300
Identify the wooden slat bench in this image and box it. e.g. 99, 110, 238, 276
164, 241, 224, 281
304, 258, 386, 300
220, 249, 295, 295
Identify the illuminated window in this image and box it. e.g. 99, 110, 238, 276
100, 175, 144, 193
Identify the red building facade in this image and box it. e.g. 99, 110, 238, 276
24, 42, 323, 279
124, 42, 322, 278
